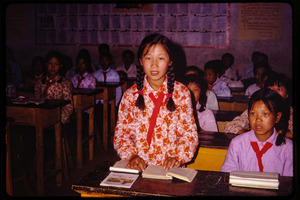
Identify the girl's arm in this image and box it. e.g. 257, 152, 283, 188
173, 89, 199, 165
224, 109, 250, 134
113, 92, 138, 160
61, 80, 74, 124
220, 140, 240, 172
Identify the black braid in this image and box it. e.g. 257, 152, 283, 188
166, 65, 176, 112
135, 64, 145, 110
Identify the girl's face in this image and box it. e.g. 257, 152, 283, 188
47, 57, 61, 78
204, 68, 217, 85
139, 42, 172, 90
187, 82, 201, 102
77, 58, 87, 75
268, 85, 288, 99
249, 100, 282, 142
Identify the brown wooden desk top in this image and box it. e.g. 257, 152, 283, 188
198, 131, 237, 149
72, 88, 104, 95
212, 110, 243, 122
217, 95, 250, 103
6, 98, 70, 109
71, 161, 294, 197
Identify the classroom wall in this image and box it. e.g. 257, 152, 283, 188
5, 3, 293, 81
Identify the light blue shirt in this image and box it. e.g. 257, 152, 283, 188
210, 78, 231, 97
93, 67, 122, 106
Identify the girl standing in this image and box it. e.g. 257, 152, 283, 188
113, 34, 198, 171
221, 89, 293, 176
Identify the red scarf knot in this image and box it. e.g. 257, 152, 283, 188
250, 141, 273, 172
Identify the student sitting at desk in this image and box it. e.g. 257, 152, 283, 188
185, 66, 219, 110
114, 34, 198, 171
116, 49, 137, 79
25, 56, 47, 87
183, 74, 218, 132
221, 89, 293, 177
71, 49, 96, 89
224, 72, 293, 138
93, 52, 122, 106
245, 61, 272, 96
34, 51, 73, 124
204, 60, 231, 97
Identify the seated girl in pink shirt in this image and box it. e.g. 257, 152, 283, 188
183, 74, 218, 132
221, 89, 293, 176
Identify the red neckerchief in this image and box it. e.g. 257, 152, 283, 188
147, 92, 165, 146
250, 141, 273, 172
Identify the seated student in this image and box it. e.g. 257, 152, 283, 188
93, 52, 122, 106
204, 60, 231, 97
241, 51, 269, 89
6, 46, 22, 86
63, 54, 76, 81
224, 72, 293, 138
71, 49, 96, 89
34, 51, 73, 124
185, 66, 219, 110
221, 89, 293, 177
116, 49, 137, 79
183, 74, 218, 132
245, 62, 272, 96
93, 43, 116, 71
220, 53, 238, 82
25, 56, 47, 87
114, 33, 198, 171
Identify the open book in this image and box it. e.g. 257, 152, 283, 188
229, 171, 279, 190
109, 160, 140, 174
142, 164, 172, 180
100, 172, 139, 188
142, 164, 197, 182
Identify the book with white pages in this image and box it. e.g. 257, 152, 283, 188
229, 170, 280, 190
142, 164, 173, 180
109, 160, 140, 174
166, 167, 198, 183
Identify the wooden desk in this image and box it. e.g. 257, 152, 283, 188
71, 161, 293, 197
187, 131, 237, 171
229, 87, 245, 96
72, 88, 104, 168
96, 82, 123, 150
121, 78, 136, 93
213, 110, 243, 132
6, 98, 70, 195
217, 95, 249, 112
6, 117, 14, 196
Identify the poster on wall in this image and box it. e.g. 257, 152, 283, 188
237, 3, 282, 40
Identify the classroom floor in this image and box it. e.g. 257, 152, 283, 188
8, 117, 120, 197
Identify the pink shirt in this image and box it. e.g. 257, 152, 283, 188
221, 129, 293, 176
113, 77, 199, 166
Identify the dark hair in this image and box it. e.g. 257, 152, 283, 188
204, 59, 223, 75
183, 74, 207, 113
122, 49, 134, 59
248, 89, 289, 146
136, 33, 176, 111
45, 51, 63, 64
185, 65, 204, 79
222, 53, 234, 64
98, 43, 110, 54
76, 49, 93, 73
253, 61, 272, 75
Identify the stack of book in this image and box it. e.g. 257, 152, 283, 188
229, 170, 280, 190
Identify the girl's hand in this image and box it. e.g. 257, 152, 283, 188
163, 157, 180, 171
126, 154, 147, 171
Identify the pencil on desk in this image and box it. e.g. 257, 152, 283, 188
215, 176, 222, 186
